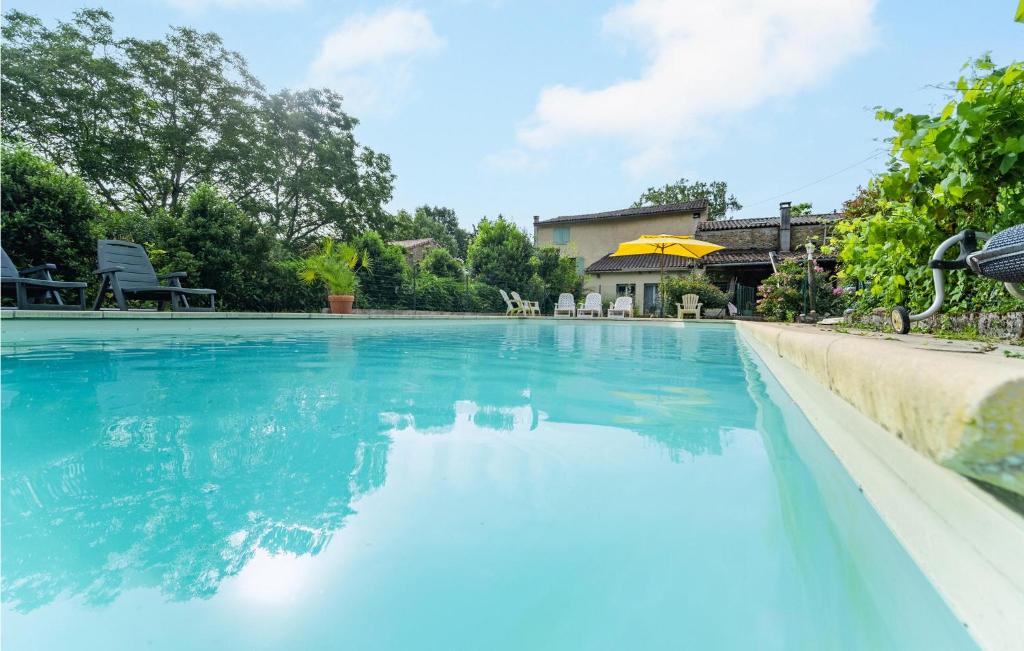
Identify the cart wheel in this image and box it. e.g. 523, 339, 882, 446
890, 306, 911, 334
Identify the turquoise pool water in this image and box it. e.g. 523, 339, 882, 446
1, 320, 975, 650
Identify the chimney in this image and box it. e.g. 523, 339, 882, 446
533, 215, 540, 245
778, 202, 792, 252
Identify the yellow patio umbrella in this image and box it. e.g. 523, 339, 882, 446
610, 234, 724, 317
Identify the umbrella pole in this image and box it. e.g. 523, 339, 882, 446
659, 251, 666, 318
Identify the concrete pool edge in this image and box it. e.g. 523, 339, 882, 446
735, 321, 1024, 497
0, 310, 699, 346
737, 322, 1024, 650
0, 309, 511, 320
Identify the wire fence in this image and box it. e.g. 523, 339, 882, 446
351, 267, 572, 315
352, 267, 509, 314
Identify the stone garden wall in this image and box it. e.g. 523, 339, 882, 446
850, 309, 1024, 342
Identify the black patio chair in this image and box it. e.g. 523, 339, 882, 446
1, 248, 87, 310
92, 240, 216, 311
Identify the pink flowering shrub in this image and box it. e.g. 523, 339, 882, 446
756, 259, 845, 321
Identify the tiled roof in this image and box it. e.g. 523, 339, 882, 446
702, 249, 813, 266
586, 253, 701, 273
389, 238, 437, 249
537, 200, 709, 226
586, 248, 834, 273
696, 213, 842, 232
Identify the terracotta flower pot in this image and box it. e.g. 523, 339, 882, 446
328, 294, 355, 314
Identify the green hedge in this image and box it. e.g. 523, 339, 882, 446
1, 144, 100, 283
663, 273, 729, 310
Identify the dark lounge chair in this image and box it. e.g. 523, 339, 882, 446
1, 248, 87, 310
92, 240, 216, 311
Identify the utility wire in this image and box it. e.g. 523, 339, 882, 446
739, 148, 888, 212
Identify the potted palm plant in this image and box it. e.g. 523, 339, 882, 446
297, 239, 369, 314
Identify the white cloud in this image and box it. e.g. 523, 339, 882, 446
166, 0, 302, 10
515, 0, 878, 176
307, 8, 444, 115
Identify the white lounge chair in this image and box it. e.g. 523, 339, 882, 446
553, 292, 576, 318
576, 292, 602, 318
499, 289, 521, 316
607, 296, 633, 318
676, 293, 701, 319
511, 291, 540, 316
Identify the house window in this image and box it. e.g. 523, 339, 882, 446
575, 257, 585, 275
553, 227, 570, 245
615, 283, 634, 297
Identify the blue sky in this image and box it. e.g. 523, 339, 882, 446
12, 1, 1024, 229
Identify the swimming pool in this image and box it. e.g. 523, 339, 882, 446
1, 320, 976, 649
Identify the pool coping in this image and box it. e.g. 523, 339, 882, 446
737, 322, 1024, 650
0, 309, 512, 320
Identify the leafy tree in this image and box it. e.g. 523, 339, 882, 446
2, 10, 263, 217
2, 10, 142, 213
92, 208, 169, 248
466, 217, 536, 292
386, 205, 470, 259
249, 89, 394, 248
0, 143, 101, 282
351, 231, 409, 308
827, 57, 1024, 314
790, 202, 813, 216
120, 26, 262, 215
633, 178, 742, 219
1, 10, 394, 238
420, 247, 464, 279
535, 245, 582, 307
158, 184, 281, 310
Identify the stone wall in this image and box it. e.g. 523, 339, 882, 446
791, 223, 833, 250
702, 226, 777, 249
850, 310, 1024, 342
700, 222, 833, 252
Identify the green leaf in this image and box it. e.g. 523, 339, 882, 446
934, 128, 955, 153
999, 152, 1018, 174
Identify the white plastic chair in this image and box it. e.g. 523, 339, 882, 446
676, 293, 702, 319
510, 291, 540, 316
553, 292, 576, 318
607, 296, 633, 318
576, 292, 602, 318
499, 289, 520, 316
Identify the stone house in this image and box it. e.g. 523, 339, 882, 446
389, 238, 440, 267
536, 201, 840, 315
696, 203, 841, 314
